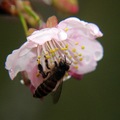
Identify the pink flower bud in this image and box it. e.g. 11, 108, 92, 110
52, 0, 79, 14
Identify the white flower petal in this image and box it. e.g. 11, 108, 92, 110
5, 43, 37, 80
58, 30, 67, 40
58, 17, 103, 39
27, 28, 67, 44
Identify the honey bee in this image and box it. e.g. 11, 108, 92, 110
33, 56, 70, 103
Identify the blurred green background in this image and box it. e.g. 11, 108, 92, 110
0, 0, 120, 120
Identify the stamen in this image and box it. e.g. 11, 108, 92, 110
79, 53, 82, 56
45, 51, 49, 55
45, 55, 51, 59
61, 43, 69, 51
37, 56, 41, 64
38, 56, 41, 59
61, 47, 68, 50
37, 45, 41, 57
81, 46, 85, 49
42, 44, 49, 57
74, 61, 78, 64
64, 27, 69, 32
50, 49, 55, 53
74, 65, 78, 69
51, 52, 55, 57
65, 51, 68, 55
51, 40, 59, 51
79, 57, 83, 61
68, 55, 72, 59
65, 44, 68, 48
46, 42, 51, 50
54, 48, 58, 51
72, 48, 76, 52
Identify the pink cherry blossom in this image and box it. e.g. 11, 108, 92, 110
5, 17, 103, 92
57, 17, 103, 77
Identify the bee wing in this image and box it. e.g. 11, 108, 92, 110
51, 80, 63, 104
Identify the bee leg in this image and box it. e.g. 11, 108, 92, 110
38, 63, 50, 78
44, 56, 50, 69
64, 55, 66, 62
54, 61, 58, 67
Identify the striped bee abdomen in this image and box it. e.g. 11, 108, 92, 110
33, 58, 70, 99
33, 75, 58, 98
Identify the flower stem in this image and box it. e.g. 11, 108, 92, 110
18, 11, 28, 36
24, 5, 40, 22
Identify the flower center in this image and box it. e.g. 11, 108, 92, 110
36, 39, 86, 76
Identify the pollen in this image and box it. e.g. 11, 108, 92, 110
44, 50, 48, 55
74, 65, 78, 69
50, 49, 55, 53
79, 53, 82, 56
81, 46, 85, 49
37, 56, 41, 64
55, 47, 58, 51
51, 52, 55, 56
74, 61, 78, 64
64, 27, 69, 32
72, 48, 76, 52
45, 55, 51, 59
65, 44, 69, 48
38, 56, 41, 59
79, 57, 83, 61
61, 47, 68, 50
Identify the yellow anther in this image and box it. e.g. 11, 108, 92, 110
64, 27, 69, 32
51, 52, 55, 56
75, 42, 79, 45
50, 49, 55, 53
81, 46, 85, 49
37, 56, 41, 64
65, 44, 68, 48
65, 52, 68, 55
55, 48, 58, 51
74, 61, 78, 64
72, 48, 76, 52
61, 47, 68, 50
45, 52, 49, 55
79, 57, 83, 61
79, 53, 82, 56
38, 56, 41, 59
37, 60, 40, 64
68, 55, 72, 59
46, 55, 51, 59
74, 65, 78, 69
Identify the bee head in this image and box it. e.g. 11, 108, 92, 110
59, 59, 70, 71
